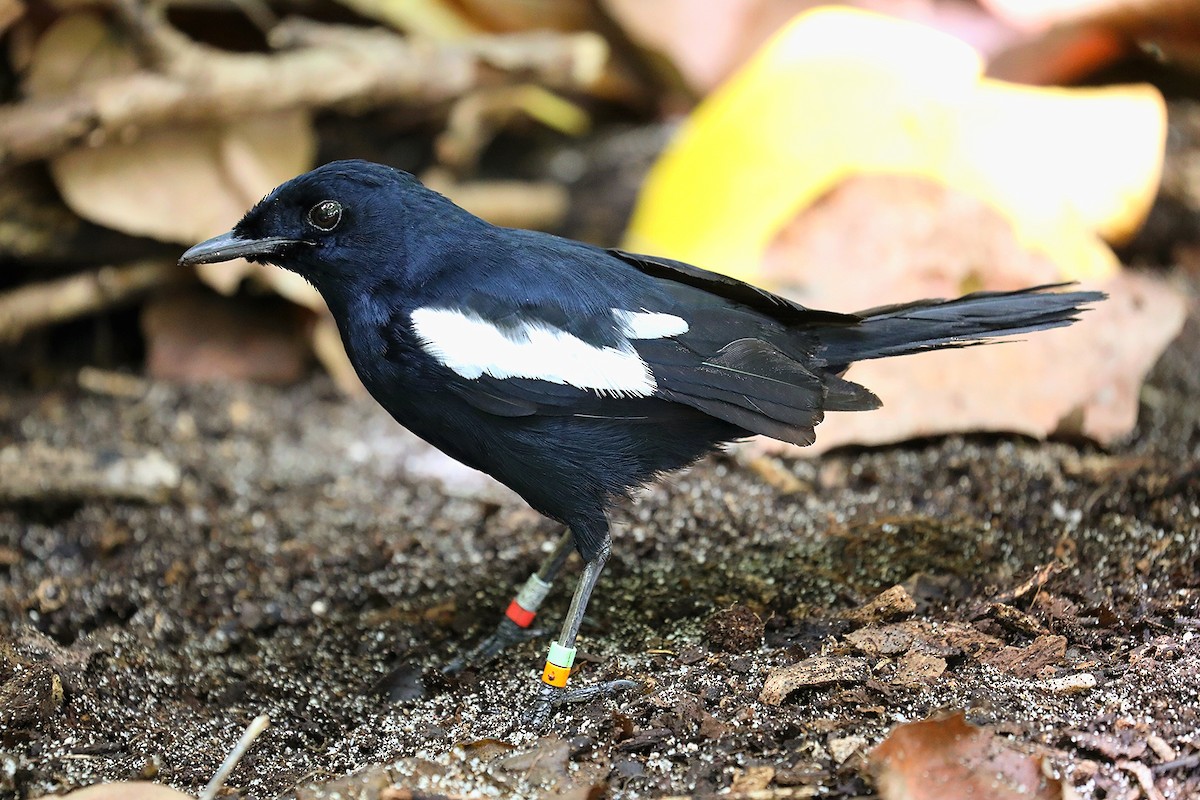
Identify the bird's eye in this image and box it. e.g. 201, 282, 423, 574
307, 200, 342, 231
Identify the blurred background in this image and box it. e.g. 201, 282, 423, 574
3, 5, 1200, 798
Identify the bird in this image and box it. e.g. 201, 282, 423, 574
180, 159, 1104, 725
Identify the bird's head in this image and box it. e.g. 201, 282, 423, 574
179, 160, 453, 297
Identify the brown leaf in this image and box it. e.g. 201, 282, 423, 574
498, 735, 607, 798
870, 713, 1069, 800
603, 0, 804, 92
845, 620, 1005, 660
53, 782, 194, 800
455, 0, 594, 33
497, 738, 573, 776
605, 1, 1019, 92
985, 0, 1200, 38
989, 603, 1048, 636
26, 13, 317, 305
892, 651, 947, 688
758, 175, 1186, 454
842, 585, 916, 626
330, 0, 478, 38
729, 765, 775, 792
0, 0, 23, 34
295, 765, 392, 800
845, 624, 920, 658
984, 634, 1068, 678
759, 656, 869, 705
141, 291, 312, 385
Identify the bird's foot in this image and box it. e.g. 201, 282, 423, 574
520, 679, 640, 728
443, 618, 544, 676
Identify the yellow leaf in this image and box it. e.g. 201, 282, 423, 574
624, 7, 1166, 284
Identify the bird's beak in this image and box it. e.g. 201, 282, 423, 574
178, 231, 303, 266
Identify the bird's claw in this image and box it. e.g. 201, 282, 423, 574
556, 679, 640, 705
443, 618, 545, 676
520, 679, 640, 728
521, 684, 563, 728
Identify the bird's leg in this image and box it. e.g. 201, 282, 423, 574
523, 537, 637, 726
443, 529, 575, 675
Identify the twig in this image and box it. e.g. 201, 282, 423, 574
1117, 759, 1166, 800
0, 14, 607, 167
77, 366, 150, 398
200, 713, 270, 800
0, 441, 181, 504
435, 85, 590, 171
1152, 753, 1200, 775
0, 260, 180, 343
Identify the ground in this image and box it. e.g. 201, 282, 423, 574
0, 275, 1197, 800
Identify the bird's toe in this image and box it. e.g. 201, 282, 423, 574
518, 678, 639, 728
442, 618, 546, 676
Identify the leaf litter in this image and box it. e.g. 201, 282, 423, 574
1, 288, 1197, 799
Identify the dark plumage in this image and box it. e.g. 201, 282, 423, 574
180, 159, 1104, 723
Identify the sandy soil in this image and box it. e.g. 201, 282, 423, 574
1, 275, 1197, 799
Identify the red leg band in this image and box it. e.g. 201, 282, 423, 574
505, 599, 536, 628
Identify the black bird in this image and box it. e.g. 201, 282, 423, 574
180, 159, 1104, 724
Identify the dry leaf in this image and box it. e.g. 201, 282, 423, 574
141, 291, 312, 385
0, 0, 23, 34
26, 13, 318, 308
49, 117, 313, 252
892, 650, 947, 687
870, 713, 1069, 800
845, 619, 1005, 660
747, 175, 1187, 453
759, 656, 869, 705
729, 765, 776, 792
625, 7, 1165, 281
984, 634, 1068, 678
329, 0, 478, 38
983, 0, 1200, 32
790, 273, 1184, 452
605, 0, 1027, 92
498, 735, 608, 799
603, 0, 806, 92
842, 584, 916, 626
985, 0, 1200, 83
455, 0, 595, 33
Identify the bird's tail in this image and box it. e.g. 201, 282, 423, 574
818, 283, 1106, 369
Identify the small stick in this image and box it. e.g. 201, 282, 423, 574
1117, 759, 1166, 800
200, 714, 270, 800
0, 260, 179, 343
0, 18, 607, 167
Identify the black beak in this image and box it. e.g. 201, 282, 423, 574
178, 231, 304, 266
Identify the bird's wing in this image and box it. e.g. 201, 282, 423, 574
401, 253, 878, 443
607, 249, 861, 328
605, 249, 880, 445
402, 301, 688, 420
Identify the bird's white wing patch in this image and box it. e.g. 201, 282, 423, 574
613, 309, 689, 339
410, 307, 658, 397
